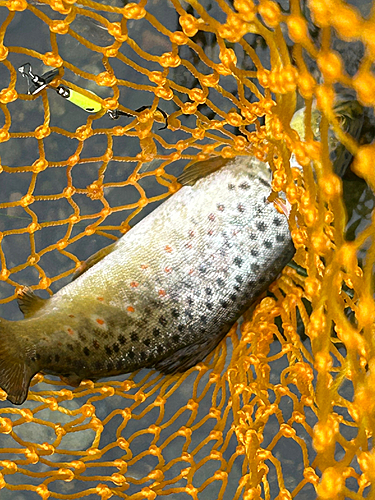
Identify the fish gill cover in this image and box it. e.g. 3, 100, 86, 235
0, 0, 374, 498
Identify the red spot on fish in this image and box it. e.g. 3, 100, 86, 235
185, 243, 192, 249
141, 264, 148, 269
165, 245, 172, 252
96, 318, 105, 325
207, 230, 213, 236
69, 314, 75, 318
189, 230, 195, 238
164, 267, 172, 273
217, 204, 224, 211
97, 297, 104, 302
159, 289, 166, 297
189, 269, 194, 275
208, 213, 215, 221
127, 306, 135, 312
67, 328, 74, 336
130, 281, 139, 288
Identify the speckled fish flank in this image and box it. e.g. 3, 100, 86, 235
0, 156, 295, 404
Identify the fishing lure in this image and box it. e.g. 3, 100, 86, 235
18, 63, 167, 124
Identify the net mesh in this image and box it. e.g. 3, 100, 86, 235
0, 0, 374, 498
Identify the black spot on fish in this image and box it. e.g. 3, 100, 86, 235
247, 280, 256, 288
106, 360, 114, 371
237, 204, 245, 213
249, 232, 257, 240
235, 275, 243, 284
239, 182, 250, 190
256, 221, 267, 232
251, 263, 260, 272
273, 217, 282, 226
233, 284, 241, 292
217, 278, 225, 287
264, 240, 273, 249
79, 331, 87, 342
116, 359, 123, 370
171, 309, 180, 318
105, 346, 112, 356
128, 350, 135, 359
55, 354, 60, 363
113, 343, 120, 353
220, 301, 228, 308
159, 316, 168, 327
206, 302, 213, 310
177, 324, 184, 332
153, 328, 160, 337
172, 334, 180, 343
200, 315, 207, 324
67, 343, 74, 351
251, 249, 259, 257
36, 353, 41, 361
187, 297, 194, 306
185, 310, 193, 320
228, 183, 235, 190
258, 176, 270, 188
31, 356, 36, 362
143, 338, 151, 347
140, 351, 146, 361
230, 294, 237, 302
199, 264, 207, 273
131, 332, 138, 342
94, 360, 102, 371
93, 340, 100, 350
234, 257, 243, 267
276, 233, 286, 242
157, 345, 164, 354
206, 287, 212, 295
118, 334, 126, 344
83, 347, 90, 356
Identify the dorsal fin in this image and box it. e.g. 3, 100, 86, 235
177, 156, 231, 186
17, 287, 47, 318
72, 242, 117, 281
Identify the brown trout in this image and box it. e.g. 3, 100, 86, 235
0, 155, 295, 404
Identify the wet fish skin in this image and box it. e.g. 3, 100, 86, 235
0, 155, 295, 404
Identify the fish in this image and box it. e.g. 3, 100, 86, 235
0, 154, 295, 404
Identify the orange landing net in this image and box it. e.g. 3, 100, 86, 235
0, 0, 375, 498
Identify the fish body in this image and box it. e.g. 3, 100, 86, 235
0, 156, 295, 404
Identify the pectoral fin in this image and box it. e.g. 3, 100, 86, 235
72, 242, 117, 281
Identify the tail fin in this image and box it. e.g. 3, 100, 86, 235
0, 318, 36, 405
